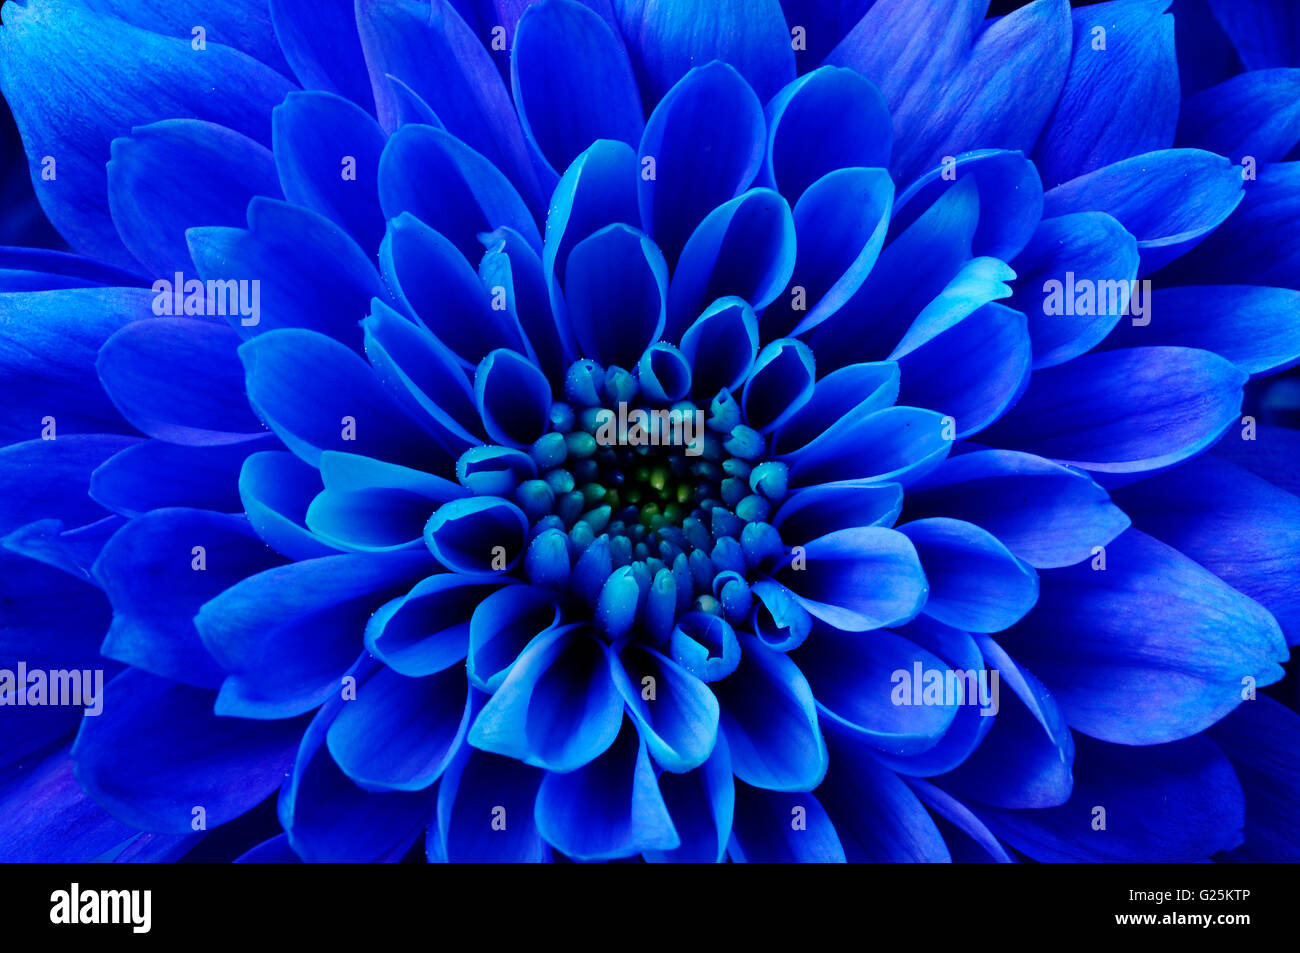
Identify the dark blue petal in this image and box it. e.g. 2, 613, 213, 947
644, 736, 733, 862
977, 734, 1243, 861
512, 0, 642, 175
939, 634, 1074, 808
433, 737, 548, 862
0, 247, 143, 293
773, 481, 902, 544
783, 406, 951, 488
189, 198, 391, 347
613, 0, 795, 104
72, 669, 306, 833
1034, 0, 1179, 188
678, 297, 760, 399
899, 518, 1038, 633
0, 547, 112, 668
742, 338, 815, 433
98, 318, 266, 445
1178, 69, 1300, 164
1105, 285, 1300, 376
713, 633, 826, 790
424, 496, 529, 572
0, 0, 292, 267
466, 583, 561, 690
0, 287, 149, 442
905, 449, 1130, 569
613, 643, 719, 772
1204, 0, 1300, 70
270, 0, 373, 107
238, 450, 343, 561
763, 66, 890, 201
0, 750, 139, 862
356, 0, 549, 210
906, 777, 1013, 862
235, 833, 301, 863
195, 551, 436, 717
1207, 696, 1300, 861
475, 349, 551, 448
761, 167, 893, 338
534, 715, 679, 859
1114, 454, 1300, 645
273, 91, 387, 254
1213, 423, 1300, 496
563, 224, 667, 368
995, 529, 1287, 744
0, 435, 138, 536
780, 0, 874, 69
280, 678, 436, 861
728, 783, 844, 861
378, 124, 540, 263
819, 728, 950, 861
95, 508, 282, 688
469, 626, 622, 771
91, 439, 264, 517
1008, 211, 1139, 368
107, 120, 279, 275
327, 664, 470, 791
481, 226, 569, 384
772, 361, 898, 456
638, 62, 766, 265
793, 624, 957, 754
1042, 149, 1244, 274
665, 190, 795, 342
984, 346, 1246, 473
240, 328, 438, 469
368, 573, 499, 678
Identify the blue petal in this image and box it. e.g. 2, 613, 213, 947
783, 406, 952, 488
1204, 0, 1300, 70
240, 328, 439, 469
107, 120, 279, 274
644, 736, 734, 862
424, 496, 529, 572
613, 0, 795, 104
511, 0, 643, 175
189, 198, 391, 347
1034, 0, 1179, 188
0, 548, 112, 669
280, 679, 437, 861
468, 625, 623, 771
905, 449, 1130, 569
712, 633, 827, 790
90, 439, 264, 517
939, 634, 1074, 808
984, 346, 1246, 473
899, 518, 1038, 633
367, 573, 499, 678
742, 338, 815, 433
1213, 422, 1300, 497
793, 623, 957, 754
475, 348, 552, 448
818, 729, 950, 861
356, 0, 549, 210
195, 550, 436, 718
773, 481, 902, 543
563, 224, 667, 368
72, 669, 306, 833
664, 189, 795, 342
1105, 285, 1300, 376
1207, 696, 1300, 861
95, 508, 282, 688
637, 343, 692, 403
678, 297, 760, 400
612, 642, 719, 772
761, 167, 893, 338
269, 0, 373, 107
0, 0, 292, 266
0, 247, 143, 293
995, 529, 1287, 744
0, 287, 149, 442
378, 124, 540, 263
728, 783, 844, 861
1114, 454, 1300, 646
235, 833, 301, 863
1178, 69, 1300, 164
762, 66, 891, 201
637, 62, 766, 265
238, 450, 342, 561
669, 611, 742, 683
1008, 211, 1139, 368
326, 664, 470, 791
98, 318, 267, 445
977, 733, 1243, 861
432, 738, 548, 862
772, 361, 899, 456
466, 583, 561, 690
0, 435, 138, 536
534, 715, 679, 859
906, 777, 1013, 862
273, 91, 388, 254
1042, 149, 1244, 274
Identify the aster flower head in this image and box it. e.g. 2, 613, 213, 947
1, 0, 1298, 864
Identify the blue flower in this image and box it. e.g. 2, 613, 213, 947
0, 0, 1298, 863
